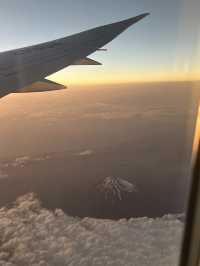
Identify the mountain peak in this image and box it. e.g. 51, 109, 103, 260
98, 176, 136, 201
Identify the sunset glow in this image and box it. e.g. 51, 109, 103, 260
0, 0, 198, 87
49, 65, 200, 86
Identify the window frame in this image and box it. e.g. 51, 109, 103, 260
179, 104, 200, 266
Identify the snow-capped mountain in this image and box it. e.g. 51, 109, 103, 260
98, 176, 137, 201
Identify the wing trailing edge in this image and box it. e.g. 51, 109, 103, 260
15, 79, 67, 93
72, 57, 102, 65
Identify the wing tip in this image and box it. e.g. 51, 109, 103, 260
126, 12, 150, 25
108, 12, 150, 32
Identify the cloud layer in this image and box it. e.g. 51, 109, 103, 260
0, 193, 183, 266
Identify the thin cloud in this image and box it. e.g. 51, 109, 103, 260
2, 155, 51, 169
12, 156, 31, 167
77, 150, 94, 156
0, 170, 8, 179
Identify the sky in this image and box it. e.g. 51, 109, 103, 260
0, 0, 199, 84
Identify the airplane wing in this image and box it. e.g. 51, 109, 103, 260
0, 13, 149, 98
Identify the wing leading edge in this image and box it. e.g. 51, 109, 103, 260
0, 13, 149, 98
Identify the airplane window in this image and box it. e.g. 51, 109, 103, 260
0, 1, 199, 266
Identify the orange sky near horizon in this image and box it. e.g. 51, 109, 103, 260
48, 64, 200, 86
48, 0, 200, 87
0, 0, 199, 87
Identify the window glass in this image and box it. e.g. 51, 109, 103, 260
0, 1, 199, 265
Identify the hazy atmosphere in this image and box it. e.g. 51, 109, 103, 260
0, 81, 199, 218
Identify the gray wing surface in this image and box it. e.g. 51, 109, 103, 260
0, 13, 149, 98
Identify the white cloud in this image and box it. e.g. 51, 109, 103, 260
2, 155, 51, 169
11, 156, 31, 167
33, 155, 51, 161
0, 193, 183, 266
77, 150, 94, 156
